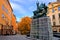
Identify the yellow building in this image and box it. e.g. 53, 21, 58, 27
47, 0, 60, 33
0, 0, 17, 35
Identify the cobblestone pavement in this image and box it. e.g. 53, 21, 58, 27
53, 37, 60, 40
0, 35, 60, 40
0, 35, 30, 40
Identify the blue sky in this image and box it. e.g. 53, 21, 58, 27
9, 0, 56, 22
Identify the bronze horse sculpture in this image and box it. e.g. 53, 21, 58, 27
33, 3, 48, 19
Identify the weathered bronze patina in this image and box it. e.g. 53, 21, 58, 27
33, 2, 48, 19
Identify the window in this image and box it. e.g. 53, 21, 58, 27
53, 22, 56, 26
2, 5, 8, 13
2, 14, 5, 19
58, 13, 60, 24
5, 9, 8, 13
52, 8, 54, 13
52, 15, 55, 19
53, 30, 57, 33
58, 6, 60, 11
59, 13, 60, 18
53, 31, 57, 34
59, 29, 60, 32
2, 5, 5, 10
52, 4, 55, 12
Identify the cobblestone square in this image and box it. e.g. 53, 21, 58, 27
0, 35, 60, 40
0, 35, 30, 40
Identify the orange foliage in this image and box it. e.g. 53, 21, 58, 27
18, 17, 32, 35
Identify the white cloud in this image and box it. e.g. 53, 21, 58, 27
16, 17, 20, 22
10, 2, 31, 21
10, 0, 27, 5
16, 17, 23, 22
10, 2, 27, 15
29, 6, 36, 11
10, 0, 57, 21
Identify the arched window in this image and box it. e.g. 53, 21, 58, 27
52, 15, 55, 19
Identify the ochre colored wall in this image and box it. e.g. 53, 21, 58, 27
0, 0, 12, 26
47, 2, 60, 33
0, 0, 17, 33
12, 14, 18, 32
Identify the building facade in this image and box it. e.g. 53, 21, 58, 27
47, 0, 60, 34
12, 14, 18, 34
0, 0, 17, 35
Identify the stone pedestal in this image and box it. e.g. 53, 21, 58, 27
30, 17, 53, 40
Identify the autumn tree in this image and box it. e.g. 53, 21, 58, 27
18, 16, 32, 35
